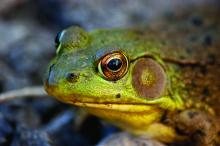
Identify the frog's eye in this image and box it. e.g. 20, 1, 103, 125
98, 51, 129, 81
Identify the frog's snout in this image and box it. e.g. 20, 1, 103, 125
46, 63, 79, 87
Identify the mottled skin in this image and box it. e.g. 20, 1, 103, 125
45, 7, 220, 146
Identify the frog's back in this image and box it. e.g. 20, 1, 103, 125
140, 6, 220, 115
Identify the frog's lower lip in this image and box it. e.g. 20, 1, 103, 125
72, 102, 156, 112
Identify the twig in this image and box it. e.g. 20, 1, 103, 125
0, 86, 47, 103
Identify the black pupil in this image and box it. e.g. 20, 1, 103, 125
107, 58, 122, 71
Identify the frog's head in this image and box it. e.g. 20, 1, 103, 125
44, 26, 183, 129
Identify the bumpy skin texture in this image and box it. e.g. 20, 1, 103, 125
45, 6, 220, 146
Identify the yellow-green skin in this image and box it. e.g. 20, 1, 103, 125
44, 9, 220, 144
45, 26, 183, 140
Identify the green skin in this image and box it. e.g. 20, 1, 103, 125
45, 12, 220, 145
46, 27, 183, 106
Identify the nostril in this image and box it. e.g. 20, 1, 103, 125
66, 73, 78, 83
47, 64, 56, 85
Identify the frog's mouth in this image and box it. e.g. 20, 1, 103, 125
70, 101, 159, 113
45, 83, 162, 112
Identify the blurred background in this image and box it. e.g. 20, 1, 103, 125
0, 0, 219, 146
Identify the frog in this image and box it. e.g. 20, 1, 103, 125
44, 7, 220, 146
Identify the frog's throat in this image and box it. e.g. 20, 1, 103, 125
77, 102, 163, 134
75, 102, 164, 132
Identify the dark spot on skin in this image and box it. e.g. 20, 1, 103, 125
94, 66, 99, 73
191, 80, 197, 88
160, 110, 169, 123
203, 35, 212, 46
217, 131, 220, 136
112, 81, 117, 84
179, 55, 186, 60
195, 129, 206, 137
186, 48, 193, 54
134, 29, 145, 35
101, 40, 105, 44
175, 127, 189, 136
66, 73, 78, 83
207, 54, 216, 64
200, 66, 207, 75
188, 111, 199, 119
116, 94, 121, 98
188, 35, 197, 43
202, 87, 210, 96
191, 16, 203, 27
161, 40, 167, 45
205, 117, 212, 123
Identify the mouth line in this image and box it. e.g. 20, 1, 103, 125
71, 101, 158, 112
